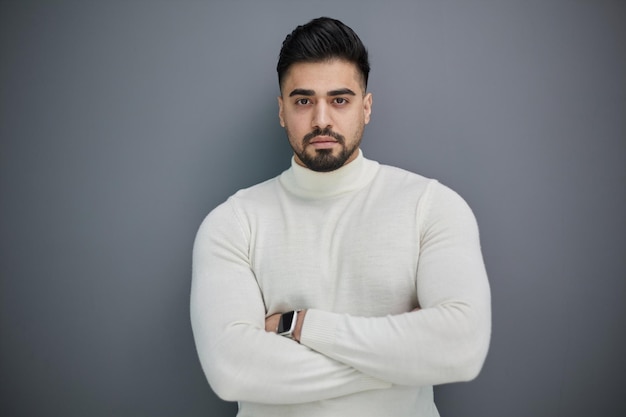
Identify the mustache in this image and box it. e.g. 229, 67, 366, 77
303, 128, 345, 144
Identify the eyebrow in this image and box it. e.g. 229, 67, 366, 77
288, 88, 357, 97
328, 88, 357, 97
289, 88, 314, 97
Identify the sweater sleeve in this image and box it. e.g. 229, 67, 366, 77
299, 182, 491, 386
190, 200, 391, 404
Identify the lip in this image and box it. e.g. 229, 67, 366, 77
310, 135, 336, 143
309, 136, 338, 149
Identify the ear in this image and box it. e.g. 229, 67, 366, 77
363, 92, 373, 125
278, 96, 285, 127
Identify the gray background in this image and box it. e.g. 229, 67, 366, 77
1, 1, 624, 416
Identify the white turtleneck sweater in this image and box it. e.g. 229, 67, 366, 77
191, 151, 491, 417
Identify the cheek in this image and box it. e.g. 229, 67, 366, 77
284, 116, 307, 135
284, 125, 300, 147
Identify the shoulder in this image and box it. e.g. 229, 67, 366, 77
197, 175, 282, 236
376, 163, 469, 205
417, 179, 480, 238
372, 162, 476, 225
230, 175, 282, 204
371, 163, 437, 201
423, 180, 474, 215
219, 174, 283, 213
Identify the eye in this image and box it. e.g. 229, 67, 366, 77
295, 98, 311, 105
333, 97, 349, 105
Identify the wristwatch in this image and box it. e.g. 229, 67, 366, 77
277, 310, 299, 338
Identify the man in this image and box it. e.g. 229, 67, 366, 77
191, 17, 491, 417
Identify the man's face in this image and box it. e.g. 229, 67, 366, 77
278, 60, 372, 172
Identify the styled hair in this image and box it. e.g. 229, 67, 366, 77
277, 17, 370, 91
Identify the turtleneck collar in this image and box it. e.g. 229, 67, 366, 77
279, 150, 380, 199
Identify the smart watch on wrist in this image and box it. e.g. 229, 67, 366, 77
277, 310, 299, 338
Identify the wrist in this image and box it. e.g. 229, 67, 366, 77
293, 309, 307, 343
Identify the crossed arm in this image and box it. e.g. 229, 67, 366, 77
190, 185, 491, 404
264, 308, 421, 343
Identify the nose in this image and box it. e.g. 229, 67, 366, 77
312, 101, 331, 129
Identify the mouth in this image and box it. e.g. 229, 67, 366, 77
309, 136, 339, 149
310, 135, 337, 143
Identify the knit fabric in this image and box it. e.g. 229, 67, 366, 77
191, 151, 491, 417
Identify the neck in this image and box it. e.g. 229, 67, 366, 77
279, 150, 379, 199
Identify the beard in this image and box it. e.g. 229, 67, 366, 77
289, 126, 363, 172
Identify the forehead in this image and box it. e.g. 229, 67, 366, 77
281, 60, 364, 94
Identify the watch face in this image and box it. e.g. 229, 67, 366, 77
278, 311, 295, 334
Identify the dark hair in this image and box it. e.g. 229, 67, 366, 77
277, 17, 370, 91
